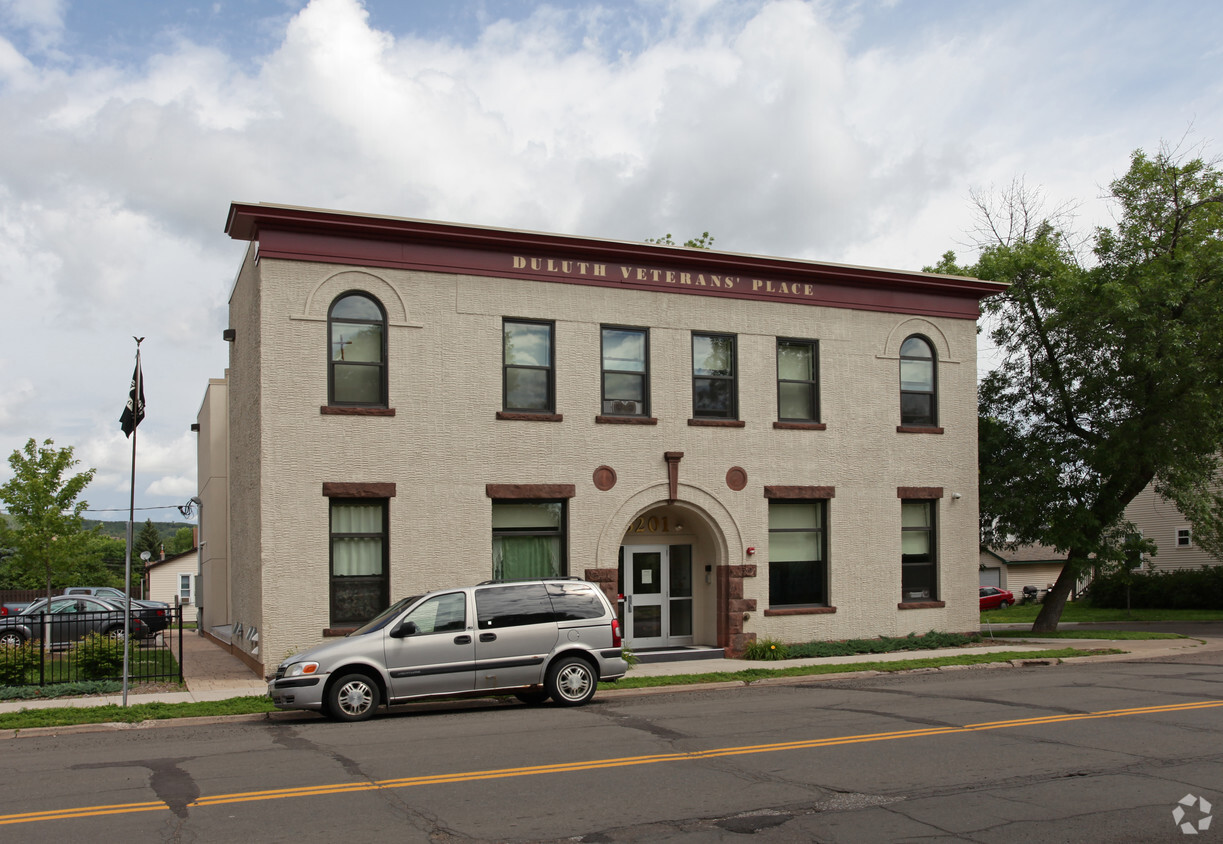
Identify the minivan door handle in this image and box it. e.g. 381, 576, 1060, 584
454, 635, 472, 644
479, 632, 497, 642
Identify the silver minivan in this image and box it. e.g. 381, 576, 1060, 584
268, 579, 628, 721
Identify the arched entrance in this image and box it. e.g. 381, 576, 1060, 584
613, 498, 729, 651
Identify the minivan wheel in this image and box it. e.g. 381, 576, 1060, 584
546, 656, 597, 706
0, 630, 25, 646
327, 673, 380, 722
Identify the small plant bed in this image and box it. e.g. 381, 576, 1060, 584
743, 630, 981, 661
983, 630, 1185, 640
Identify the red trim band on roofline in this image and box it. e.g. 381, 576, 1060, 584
226, 203, 1007, 320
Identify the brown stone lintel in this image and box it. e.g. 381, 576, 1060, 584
727, 565, 758, 578
896, 425, 945, 434
497, 411, 563, 422
322, 482, 397, 498
764, 485, 835, 499
595, 415, 658, 425
897, 601, 947, 610
688, 418, 746, 428
485, 483, 576, 499
582, 568, 617, 584
772, 421, 827, 431
764, 606, 837, 616
728, 598, 757, 614
323, 627, 357, 637
897, 486, 944, 499
320, 405, 396, 416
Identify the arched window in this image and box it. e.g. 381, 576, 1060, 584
899, 335, 936, 426
328, 292, 387, 406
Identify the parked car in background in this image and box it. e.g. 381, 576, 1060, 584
62, 587, 170, 634
979, 586, 1015, 610
1, 601, 32, 617
270, 578, 628, 722
0, 595, 148, 645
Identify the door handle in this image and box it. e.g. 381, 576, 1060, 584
479, 632, 497, 642
626, 596, 632, 612
454, 635, 472, 644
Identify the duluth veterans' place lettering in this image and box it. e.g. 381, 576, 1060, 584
510, 254, 829, 299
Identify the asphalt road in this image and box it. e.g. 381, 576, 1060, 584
2, 640, 1221, 842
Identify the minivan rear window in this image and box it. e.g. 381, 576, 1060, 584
546, 582, 605, 621
475, 583, 554, 629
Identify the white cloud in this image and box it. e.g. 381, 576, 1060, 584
0, 0, 1220, 513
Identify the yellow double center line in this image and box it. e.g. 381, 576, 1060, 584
3, 699, 1220, 826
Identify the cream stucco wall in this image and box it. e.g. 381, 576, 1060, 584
196, 375, 230, 631
224, 254, 983, 670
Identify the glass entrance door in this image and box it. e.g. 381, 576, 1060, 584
624, 545, 693, 649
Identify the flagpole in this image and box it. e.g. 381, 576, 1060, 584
122, 338, 144, 707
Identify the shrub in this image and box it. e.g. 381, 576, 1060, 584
1085, 566, 1223, 610
0, 641, 41, 686
71, 632, 126, 680
743, 638, 789, 660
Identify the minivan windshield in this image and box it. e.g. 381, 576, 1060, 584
350, 595, 421, 636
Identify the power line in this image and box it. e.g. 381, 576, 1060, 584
83, 505, 192, 514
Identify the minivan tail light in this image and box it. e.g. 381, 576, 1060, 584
610, 617, 622, 648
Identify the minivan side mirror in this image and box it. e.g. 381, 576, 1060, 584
390, 620, 419, 638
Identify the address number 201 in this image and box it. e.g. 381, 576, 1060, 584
631, 516, 670, 534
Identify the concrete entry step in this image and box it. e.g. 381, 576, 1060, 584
633, 646, 724, 664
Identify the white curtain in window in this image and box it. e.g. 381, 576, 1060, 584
333, 503, 383, 576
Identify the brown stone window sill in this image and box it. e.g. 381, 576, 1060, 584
323, 627, 357, 637
596, 415, 658, 425
321, 406, 396, 417
773, 421, 827, 430
497, 411, 563, 422
897, 601, 946, 610
896, 425, 944, 434
688, 419, 746, 428
763, 606, 837, 617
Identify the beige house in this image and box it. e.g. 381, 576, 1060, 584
979, 545, 1066, 594
144, 546, 198, 606
1126, 479, 1223, 572
196, 202, 1005, 676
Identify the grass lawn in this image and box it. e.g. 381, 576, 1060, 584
982, 630, 1186, 640
980, 605, 1223, 624
0, 647, 1115, 731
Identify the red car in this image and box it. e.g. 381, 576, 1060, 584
979, 586, 1014, 610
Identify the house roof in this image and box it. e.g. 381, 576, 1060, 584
225, 202, 1007, 321
980, 544, 1069, 566
144, 547, 198, 571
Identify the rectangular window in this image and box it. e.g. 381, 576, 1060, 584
503, 319, 555, 412
1177, 528, 1192, 547
330, 499, 389, 627
179, 574, 191, 603
601, 326, 649, 416
692, 332, 737, 419
768, 501, 828, 607
901, 500, 937, 601
492, 500, 567, 580
777, 338, 819, 421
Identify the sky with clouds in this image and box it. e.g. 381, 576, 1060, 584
0, 0, 1220, 518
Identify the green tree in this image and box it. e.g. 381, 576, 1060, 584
134, 518, 162, 560
0, 438, 97, 602
167, 526, 195, 555
646, 232, 716, 249
948, 147, 1223, 631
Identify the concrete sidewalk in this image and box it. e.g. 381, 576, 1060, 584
0, 628, 1217, 716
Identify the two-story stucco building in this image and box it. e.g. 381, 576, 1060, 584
195, 202, 1004, 675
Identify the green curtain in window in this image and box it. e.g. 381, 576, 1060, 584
493, 536, 560, 580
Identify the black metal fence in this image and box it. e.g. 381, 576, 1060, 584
0, 606, 183, 687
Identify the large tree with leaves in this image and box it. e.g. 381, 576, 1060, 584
936, 147, 1223, 631
0, 438, 97, 602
